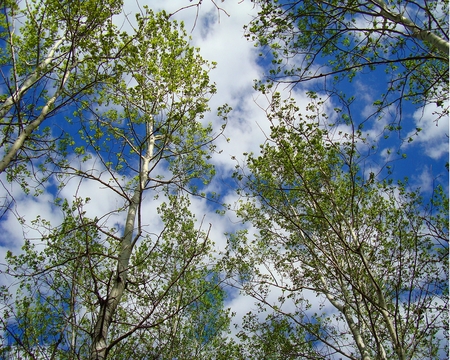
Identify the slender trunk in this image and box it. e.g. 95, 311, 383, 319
319, 275, 372, 360
0, 38, 70, 173
90, 123, 156, 360
90, 188, 140, 360
349, 225, 406, 360
358, 259, 403, 356
0, 73, 69, 172
370, 0, 449, 56
0, 38, 65, 121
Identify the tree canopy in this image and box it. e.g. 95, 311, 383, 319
0, 0, 123, 180
1, 2, 231, 359
0, 1, 447, 359
227, 93, 448, 359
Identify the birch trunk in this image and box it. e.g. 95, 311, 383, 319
0, 37, 70, 173
90, 123, 156, 360
370, 0, 449, 56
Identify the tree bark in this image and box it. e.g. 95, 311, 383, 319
370, 0, 449, 57
90, 124, 156, 360
0, 38, 69, 173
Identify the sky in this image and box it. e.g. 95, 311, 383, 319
0, 0, 448, 357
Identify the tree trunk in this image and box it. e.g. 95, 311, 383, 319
90, 126, 155, 359
370, 0, 449, 56
0, 38, 71, 173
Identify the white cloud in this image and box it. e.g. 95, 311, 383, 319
0, 172, 63, 291
404, 102, 449, 159
410, 166, 434, 194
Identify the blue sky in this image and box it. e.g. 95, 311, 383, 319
0, 0, 448, 357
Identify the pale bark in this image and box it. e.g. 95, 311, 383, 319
347, 224, 406, 360
0, 37, 67, 173
358, 252, 406, 360
370, 0, 449, 57
0, 37, 65, 121
0, 72, 70, 173
319, 275, 372, 360
90, 122, 157, 360
90, 188, 139, 360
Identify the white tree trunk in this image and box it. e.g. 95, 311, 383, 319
0, 37, 65, 121
319, 275, 372, 360
90, 123, 156, 360
370, 0, 449, 56
0, 38, 68, 173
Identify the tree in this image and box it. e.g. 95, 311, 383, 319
227, 93, 448, 359
0, 0, 228, 201
247, 0, 449, 125
1, 196, 232, 360
0, 0, 123, 185
1, 7, 232, 360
